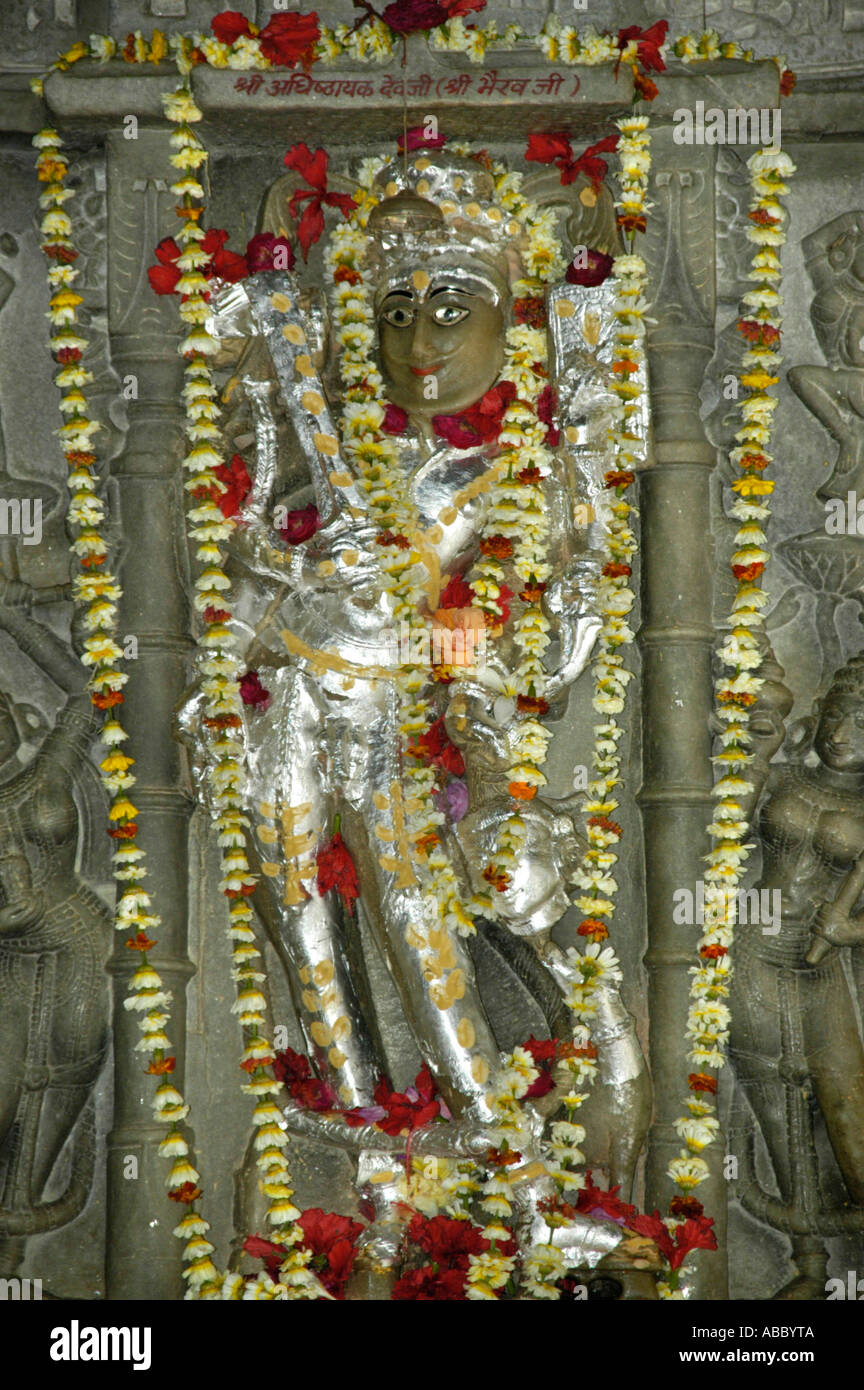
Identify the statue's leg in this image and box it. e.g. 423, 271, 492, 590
802, 958, 864, 1204
337, 685, 500, 1126
249, 666, 381, 1109
34, 915, 108, 1195
729, 948, 795, 1199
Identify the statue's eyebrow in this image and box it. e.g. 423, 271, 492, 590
429, 285, 477, 297
382, 290, 413, 301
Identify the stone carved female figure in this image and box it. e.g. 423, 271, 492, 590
182, 149, 649, 1253
0, 583, 109, 1274
729, 652, 864, 1297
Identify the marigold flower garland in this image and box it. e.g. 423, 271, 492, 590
663, 143, 795, 1299
32, 125, 220, 1297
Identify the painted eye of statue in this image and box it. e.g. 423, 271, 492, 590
382, 304, 415, 328
432, 303, 469, 326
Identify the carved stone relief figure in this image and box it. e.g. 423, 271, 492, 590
0, 585, 109, 1278
729, 650, 864, 1298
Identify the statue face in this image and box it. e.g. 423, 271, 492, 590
377, 281, 505, 418
815, 694, 864, 772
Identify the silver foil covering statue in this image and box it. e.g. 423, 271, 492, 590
179, 149, 650, 1284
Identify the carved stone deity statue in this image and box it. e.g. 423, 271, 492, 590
180, 147, 650, 1280
0, 582, 109, 1276
729, 651, 864, 1298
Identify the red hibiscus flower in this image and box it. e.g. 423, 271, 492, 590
616, 20, 668, 75
245, 232, 295, 273
298, 1208, 364, 1299
525, 133, 619, 191
392, 1265, 469, 1300
433, 380, 517, 450
438, 573, 474, 609
405, 715, 465, 777
407, 1212, 489, 1265
147, 228, 248, 296
243, 1232, 287, 1279
258, 11, 321, 68
566, 247, 614, 288
279, 503, 321, 544
492, 583, 514, 627
316, 829, 360, 916
370, 1064, 441, 1137
212, 452, 251, 518
273, 1045, 339, 1111
239, 669, 271, 711
282, 143, 357, 257
211, 10, 254, 45
398, 125, 447, 153
521, 1034, 557, 1097
575, 1172, 638, 1226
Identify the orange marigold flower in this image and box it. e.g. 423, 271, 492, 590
732, 561, 764, 581
126, 932, 156, 951
480, 535, 513, 560
602, 561, 631, 579
737, 452, 770, 471
516, 466, 542, 485
80, 554, 107, 568
168, 1181, 203, 1204
577, 917, 609, 941
92, 692, 125, 710
483, 864, 511, 892
632, 69, 659, 101
334, 265, 362, 285
513, 296, 547, 328
605, 469, 635, 489
779, 68, 797, 97
571, 1042, 598, 1060
204, 713, 242, 729
700, 944, 728, 960
617, 213, 647, 235
414, 832, 440, 853
177, 204, 204, 221
43, 243, 78, 263
486, 1146, 522, 1167
65, 449, 96, 466
519, 583, 546, 604
588, 815, 622, 836
376, 530, 411, 550
240, 1055, 274, 1073
718, 690, 757, 708
508, 781, 537, 801
431, 667, 455, 684
670, 1195, 705, 1220
225, 884, 256, 899
108, 824, 138, 839
737, 318, 780, 345
147, 1056, 176, 1075
747, 208, 780, 227
517, 694, 549, 716
688, 1072, 718, 1094
612, 358, 639, 375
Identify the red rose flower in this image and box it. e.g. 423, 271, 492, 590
211, 10, 253, 45
258, 11, 321, 69
316, 830, 360, 916
382, 402, 409, 434
273, 1046, 338, 1111
239, 670, 271, 711
279, 503, 321, 545
245, 232, 295, 274
566, 248, 614, 288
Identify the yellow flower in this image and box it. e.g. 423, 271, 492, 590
109, 797, 138, 821
149, 30, 167, 64
732, 476, 775, 497
57, 41, 89, 68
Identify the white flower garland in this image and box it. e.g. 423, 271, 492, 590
663, 143, 794, 1299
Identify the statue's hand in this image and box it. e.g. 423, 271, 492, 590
811, 901, 864, 948
0, 578, 32, 612
0, 892, 46, 935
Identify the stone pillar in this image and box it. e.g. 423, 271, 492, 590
103, 129, 195, 1300
637, 130, 728, 1298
